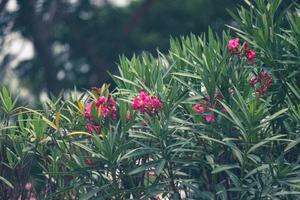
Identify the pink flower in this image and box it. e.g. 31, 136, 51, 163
228, 38, 239, 53
250, 77, 257, 87
193, 104, 204, 113
132, 91, 162, 115
215, 92, 223, 101
25, 182, 33, 190
205, 102, 210, 112
111, 110, 117, 121
244, 42, 249, 50
85, 159, 93, 165
251, 70, 272, 96
96, 96, 106, 107
132, 98, 143, 111
86, 123, 101, 134
100, 106, 109, 118
203, 114, 215, 123
257, 71, 272, 95
139, 91, 150, 102
84, 91, 118, 136
151, 96, 162, 108
245, 49, 256, 63
84, 101, 94, 120
96, 95, 118, 120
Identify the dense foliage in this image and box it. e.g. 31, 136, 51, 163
0, 0, 300, 199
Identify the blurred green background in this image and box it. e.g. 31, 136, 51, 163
0, 0, 283, 101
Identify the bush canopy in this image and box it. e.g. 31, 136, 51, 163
0, 0, 299, 199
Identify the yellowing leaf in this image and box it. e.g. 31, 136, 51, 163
77, 101, 84, 114
40, 136, 51, 144
42, 116, 57, 130
67, 131, 91, 136
97, 105, 102, 117
55, 112, 60, 129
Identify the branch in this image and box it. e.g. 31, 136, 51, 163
44, 0, 59, 26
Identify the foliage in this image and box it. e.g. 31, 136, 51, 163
0, 0, 299, 199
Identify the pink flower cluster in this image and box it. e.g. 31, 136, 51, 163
84, 94, 117, 134
244, 42, 256, 63
193, 103, 215, 123
228, 38, 240, 53
96, 95, 117, 120
250, 70, 273, 96
85, 123, 102, 135
193, 94, 225, 123
228, 38, 256, 63
132, 91, 162, 115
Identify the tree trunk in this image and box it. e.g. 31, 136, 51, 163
26, 0, 59, 94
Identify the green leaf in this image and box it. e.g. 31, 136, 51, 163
260, 108, 288, 125
0, 176, 14, 189
155, 159, 166, 176
247, 134, 286, 154
212, 164, 240, 174
284, 137, 300, 153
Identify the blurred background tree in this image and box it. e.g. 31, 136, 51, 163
0, 0, 294, 99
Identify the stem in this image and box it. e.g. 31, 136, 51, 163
159, 137, 181, 200
167, 162, 181, 200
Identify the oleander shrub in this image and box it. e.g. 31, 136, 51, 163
0, 0, 299, 199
